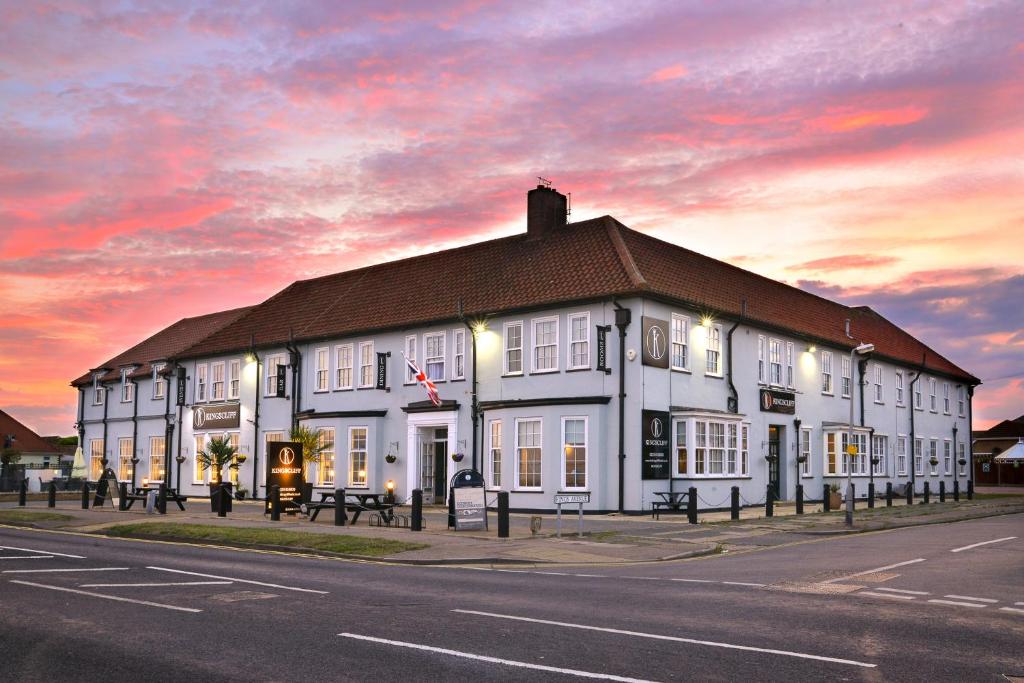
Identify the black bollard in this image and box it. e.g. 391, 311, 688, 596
765, 485, 774, 518
886, 482, 893, 507
967, 479, 974, 500
796, 484, 804, 515
157, 482, 167, 515
953, 480, 960, 502
270, 484, 281, 521
906, 480, 914, 505
448, 487, 455, 529
81, 481, 90, 509
687, 487, 697, 524
923, 481, 930, 504
939, 481, 946, 503
730, 486, 740, 520
823, 483, 831, 512
217, 484, 227, 517
850, 482, 856, 511
411, 488, 423, 532
47, 480, 57, 508
334, 488, 346, 527
118, 482, 128, 511
497, 490, 509, 538
867, 482, 875, 509
18, 478, 27, 506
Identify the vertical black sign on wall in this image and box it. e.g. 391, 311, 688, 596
641, 317, 670, 368
376, 352, 389, 390
265, 441, 304, 513
175, 366, 186, 406
641, 409, 671, 480
275, 366, 287, 398
596, 325, 611, 374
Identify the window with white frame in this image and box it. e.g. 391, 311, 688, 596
121, 369, 134, 403
895, 371, 904, 406
705, 324, 722, 376
958, 441, 966, 475
823, 430, 868, 475
424, 332, 445, 381
671, 314, 689, 371
896, 435, 908, 476
453, 329, 466, 380
225, 432, 241, 485
358, 342, 374, 388
149, 436, 165, 483
801, 427, 812, 476
786, 342, 795, 388
758, 335, 767, 383
263, 431, 285, 485
194, 435, 206, 483
942, 383, 950, 414
504, 322, 523, 375
679, 417, 748, 477
335, 344, 353, 390
318, 428, 335, 486
349, 427, 368, 486
89, 439, 104, 480
515, 418, 542, 489
872, 435, 887, 475
943, 439, 952, 475
914, 438, 924, 475
769, 339, 782, 385
228, 359, 240, 400
118, 437, 133, 481
264, 355, 285, 396
929, 439, 939, 474
568, 313, 590, 370
532, 317, 558, 373
675, 422, 687, 476
562, 417, 587, 489
153, 364, 166, 399
957, 386, 965, 417
488, 420, 502, 488
210, 361, 225, 401
874, 364, 884, 403
929, 378, 937, 412
914, 378, 923, 410
404, 335, 417, 383
821, 351, 833, 394
93, 375, 105, 405
841, 357, 851, 398
195, 364, 208, 402
314, 348, 329, 392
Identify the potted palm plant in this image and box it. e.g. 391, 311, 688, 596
197, 436, 237, 511
289, 425, 328, 483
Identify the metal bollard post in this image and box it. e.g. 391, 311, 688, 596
765, 485, 774, 518
923, 481, 930, 504
687, 487, 697, 524
795, 484, 804, 515
953, 480, 960, 502
217, 484, 227, 517
867, 482, 875, 509
118, 482, 128, 511
157, 482, 167, 515
967, 479, 974, 500
146, 490, 157, 514
47, 480, 57, 508
850, 482, 856, 511
448, 487, 455, 529
497, 491, 509, 538
18, 479, 27, 506
270, 485, 281, 521
823, 483, 831, 512
906, 480, 913, 505
886, 482, 893, 507
730, 486, 740, 520
939, 481, 946, 503
334, 488, 346, 527
81, 481, 90, 509
411, 488, 423, 532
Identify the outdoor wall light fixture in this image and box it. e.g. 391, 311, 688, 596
807, 344, 817, 353
700, 315, 714, 328
385, 479, 395, 493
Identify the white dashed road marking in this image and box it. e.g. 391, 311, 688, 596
858, 591, 915, 600
875, 587, 929, 596
0, 555, 53, 560
928, 599, 987, 608
147, 566, 328, 594
0, 545, 85, 559
950, 537, 1017, 553
2, 567, 129, 574
944, 595, 997, 603
10, 580, 202, 613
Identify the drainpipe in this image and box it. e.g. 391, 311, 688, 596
130, 378, 139, 488
868, 426, 876, 488
175, 366, 185, 491
858, 358, 869, 427
251, 342, 262, 497
286, 333, 301, 432
613, 301, 631, 514
163, 363, 174, 488
908, 354, 926, 493
101, 385, 110, 475
725, 300, 745, 414
457, 301, 481, 473
952, 422, 959, 489
967, 385, 975, 488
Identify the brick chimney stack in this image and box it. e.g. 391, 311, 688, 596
527, 184, 568, 240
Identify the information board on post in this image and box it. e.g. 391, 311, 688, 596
554, 492, 590, 538
453, 487, 486, 530
265, 441, 303, 513
641, 409, 671, 480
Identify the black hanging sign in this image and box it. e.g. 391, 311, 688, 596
265, 441, 304, 513
641, 409, 671, 480
176, 366, 187, 406
641, 317, 669, 368
275, 365, 287, 398
760, 388, 796, 414
376, 352, 388, 390
596, 325, 611, 374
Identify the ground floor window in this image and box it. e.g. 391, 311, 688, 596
800, 428, 812, 477
149, 436, 165, 484
488, 420, 502, 488
674, 416, 748, 478
349, 427, 368, 487
194, 435, 206, 483
562, 417, 587, 490
943, 440, 952, 475
929, 439, 939, 475
896, 436, 908, 476
872, 435, 887, 476
118, 437, 133, 482
89, 439, 104, 480
318, 428, 335, 486
824, 430, 868, 476
958, 442, 967, 476
263, 431, 285, 487
675, 424, 687, 476
914, 438, 924, 476
515, 418, 542, 489
226, 432, 240, 485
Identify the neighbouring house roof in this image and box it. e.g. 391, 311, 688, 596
175, 215, 976, 383
0, 410, 62, 455
973, 416, 1024, 440
71, 307, 253, 387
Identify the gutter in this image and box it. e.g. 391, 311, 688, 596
613, 300, 631, 514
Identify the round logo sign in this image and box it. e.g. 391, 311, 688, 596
279, 447, 296, 465
650, 417, 664, 439
194, 407, 206, 428
645, 325, 666, 360
761, 391, 773, 411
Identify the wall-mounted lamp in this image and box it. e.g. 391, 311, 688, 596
807, 345, 817, 353
700, 315, 714, 328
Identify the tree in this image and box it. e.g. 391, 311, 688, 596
196, 436, 237, 484
289, 425, 328, 480
1, 448, 21, 467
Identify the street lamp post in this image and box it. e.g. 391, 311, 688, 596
846, 342, 875, 526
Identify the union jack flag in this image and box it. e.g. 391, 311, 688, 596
404, 354, 441, 407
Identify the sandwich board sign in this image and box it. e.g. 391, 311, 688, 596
92, 468, 120, 509
265, 441, 304, 513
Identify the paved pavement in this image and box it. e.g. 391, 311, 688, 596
0, 514, 1021, 681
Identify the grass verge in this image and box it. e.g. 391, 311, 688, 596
102, 522, 428, 557
0, 510, 74, 523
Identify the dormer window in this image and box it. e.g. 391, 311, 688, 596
93, 374, 105, 405
153, 363, 166, 399
120, 368, 135, 403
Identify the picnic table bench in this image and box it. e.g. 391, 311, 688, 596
304, 491, 396, 525
651, 490, 689, 519
123, 486, 188, 511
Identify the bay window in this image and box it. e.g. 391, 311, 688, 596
674, 416, 748, 477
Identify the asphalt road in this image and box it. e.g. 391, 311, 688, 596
0, 514, 1021, 682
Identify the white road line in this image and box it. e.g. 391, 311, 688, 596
80, 581, 233, 588
0, 555, 53, 560
722, 581, 766, 587
928, 599, 987, 608
823, 558, 925, 584
0, 545, 85, 559
623, 576, 660, 581
338, 633, 657, 682
858, 591, 915, 601
944, 595, 998, 603
875, 587, 930, 596
147, 566, 328, 594
669, 578, 715, 584
452, 610, 875, 669
2, 567, 129, 574
534, 571, 572, 576
999, 607, 1024, 615
1017, 602, 1024, 606
950, 537, 1017, 553
10, 580, 201, 613
573, 574, 606, 578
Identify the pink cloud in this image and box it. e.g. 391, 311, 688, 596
645, 64, 688, 83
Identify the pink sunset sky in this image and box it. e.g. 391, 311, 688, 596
1, 1, 1022, 436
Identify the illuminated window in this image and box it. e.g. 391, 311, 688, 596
504, 322, 523, 375
562, 417, 587, 489
149, 436, 165, 483
263, 431, 285, 486
335, 344, 353, 390
318, 428, 335, 486
515, 418, 542, 489
568, 313, 590, 370
89, 439, 104, 480
488, 420, 502, 488
349, 427, 368, 486
194, 435, 206, 483
118, 438, 133, 481
674, 421, 687, 476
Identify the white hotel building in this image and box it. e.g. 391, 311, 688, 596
73, 186, 978, 512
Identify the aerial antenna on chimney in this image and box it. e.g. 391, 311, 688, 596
537, 176, 552, 188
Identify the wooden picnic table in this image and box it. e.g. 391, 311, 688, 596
123, 486, 188, 511
651, 490, 689, 519
307, 491, 396, 524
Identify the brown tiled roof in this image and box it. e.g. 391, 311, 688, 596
973, 417, 1024, 439
71, 307, 253, 387
0, 410, 61, 455
177, 215, 976, 383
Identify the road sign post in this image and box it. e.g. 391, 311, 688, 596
554, 493, 589, 538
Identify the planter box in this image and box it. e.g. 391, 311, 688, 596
209, 482, 233, 512
828, 491, 843, 509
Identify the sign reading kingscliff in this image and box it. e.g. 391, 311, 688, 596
641, 316, 670, 368
641, 409, 671, 480
759, 389, 796, 414
265, 441, 304, 513
192, 402, 241, 430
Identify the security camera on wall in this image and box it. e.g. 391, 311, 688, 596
626, 349, 637, 361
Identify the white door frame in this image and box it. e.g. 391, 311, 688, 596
405, 411, 458, 499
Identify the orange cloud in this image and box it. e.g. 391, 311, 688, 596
809, 106, 929, 132
645, 64, 687, 83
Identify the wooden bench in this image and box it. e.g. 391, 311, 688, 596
652, 491, 689, 520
